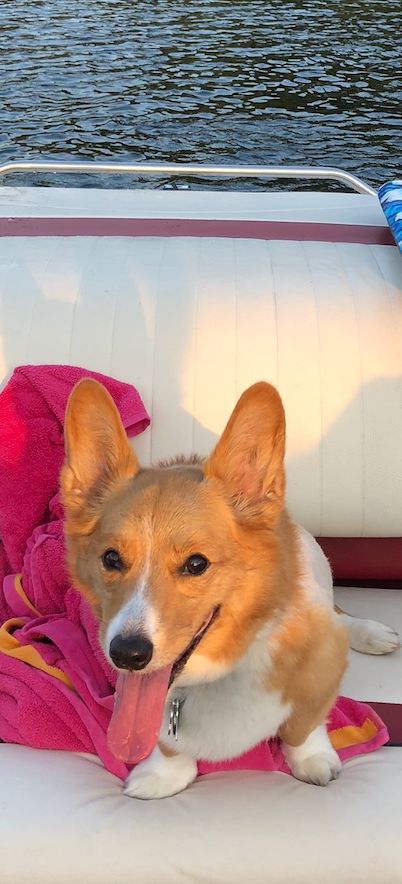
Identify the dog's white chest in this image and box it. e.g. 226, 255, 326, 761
161, 639, 292, 762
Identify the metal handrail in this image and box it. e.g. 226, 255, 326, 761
0, 160, 377, 196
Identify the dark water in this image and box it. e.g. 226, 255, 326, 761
1, 0, 402, 190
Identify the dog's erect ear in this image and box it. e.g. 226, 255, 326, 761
204, 382, 286, 519
60, 379, 139, 525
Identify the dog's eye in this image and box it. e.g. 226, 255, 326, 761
182, 554, 210, 576
101, 549, 124, 572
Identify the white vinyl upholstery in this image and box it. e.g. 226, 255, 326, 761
335, 588, 402, 703
1, 744, 402, 884
1, 190, 402, 536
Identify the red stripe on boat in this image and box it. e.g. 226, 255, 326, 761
370, 703, 402, 744
0, 217, 395, 245
317, 537, 402, 582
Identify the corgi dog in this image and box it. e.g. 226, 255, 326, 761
61, 379, 399, 799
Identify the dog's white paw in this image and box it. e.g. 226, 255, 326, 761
288, 750, 342, 786
124, 746, 197, 800
346, 617, 400, 655
283, 725, 341, 787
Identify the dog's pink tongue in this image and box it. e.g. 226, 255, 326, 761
107, 666, 172, 764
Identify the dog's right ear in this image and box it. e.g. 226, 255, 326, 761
60, 379, 139, 529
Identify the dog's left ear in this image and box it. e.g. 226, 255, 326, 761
204, 382, 286, 520
60, 378, 139, 528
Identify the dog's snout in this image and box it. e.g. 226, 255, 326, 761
109, 634, 154, 671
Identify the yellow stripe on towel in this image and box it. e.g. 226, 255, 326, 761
0, 617, 75, 691
330, 718, 378, 751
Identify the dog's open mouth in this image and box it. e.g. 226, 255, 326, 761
107, 606, 220, 765
169, 605, 221, 686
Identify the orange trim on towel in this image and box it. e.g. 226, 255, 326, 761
13, 574, 41, 617
0, 617, 75, 691
329, 717, 378, 751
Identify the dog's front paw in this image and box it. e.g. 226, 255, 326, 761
124, 746, 197, 800
283, 725, 342, 787
288, 750, 341, 786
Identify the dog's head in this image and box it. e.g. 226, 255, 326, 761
61, 379, 289, 684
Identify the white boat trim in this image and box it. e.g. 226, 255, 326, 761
0, 187, 386, 229
0, 160, 377, 196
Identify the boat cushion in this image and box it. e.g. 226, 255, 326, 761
335, 587, 402, 743
0, 743, 401, 884
379, 179, 402, 255
1, 190, 402, 537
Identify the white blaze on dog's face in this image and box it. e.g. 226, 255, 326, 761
60, 378, 289, 684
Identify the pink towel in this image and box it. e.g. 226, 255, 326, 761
0, 365, 388, 779
0, 365, 149, 588
0, 365, 148, 778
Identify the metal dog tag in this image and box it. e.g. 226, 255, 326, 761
167, 697, 182, 740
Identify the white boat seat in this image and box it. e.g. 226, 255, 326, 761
1, 743, 401, 884
1, 186, 402, 882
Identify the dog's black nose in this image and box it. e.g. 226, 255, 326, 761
109, 634, 154, 671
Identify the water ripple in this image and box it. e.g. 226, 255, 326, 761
1, 0, 401, 189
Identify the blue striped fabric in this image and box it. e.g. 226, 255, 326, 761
378, 180, 402, 255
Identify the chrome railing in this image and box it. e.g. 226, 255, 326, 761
0, 160, 377, 196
